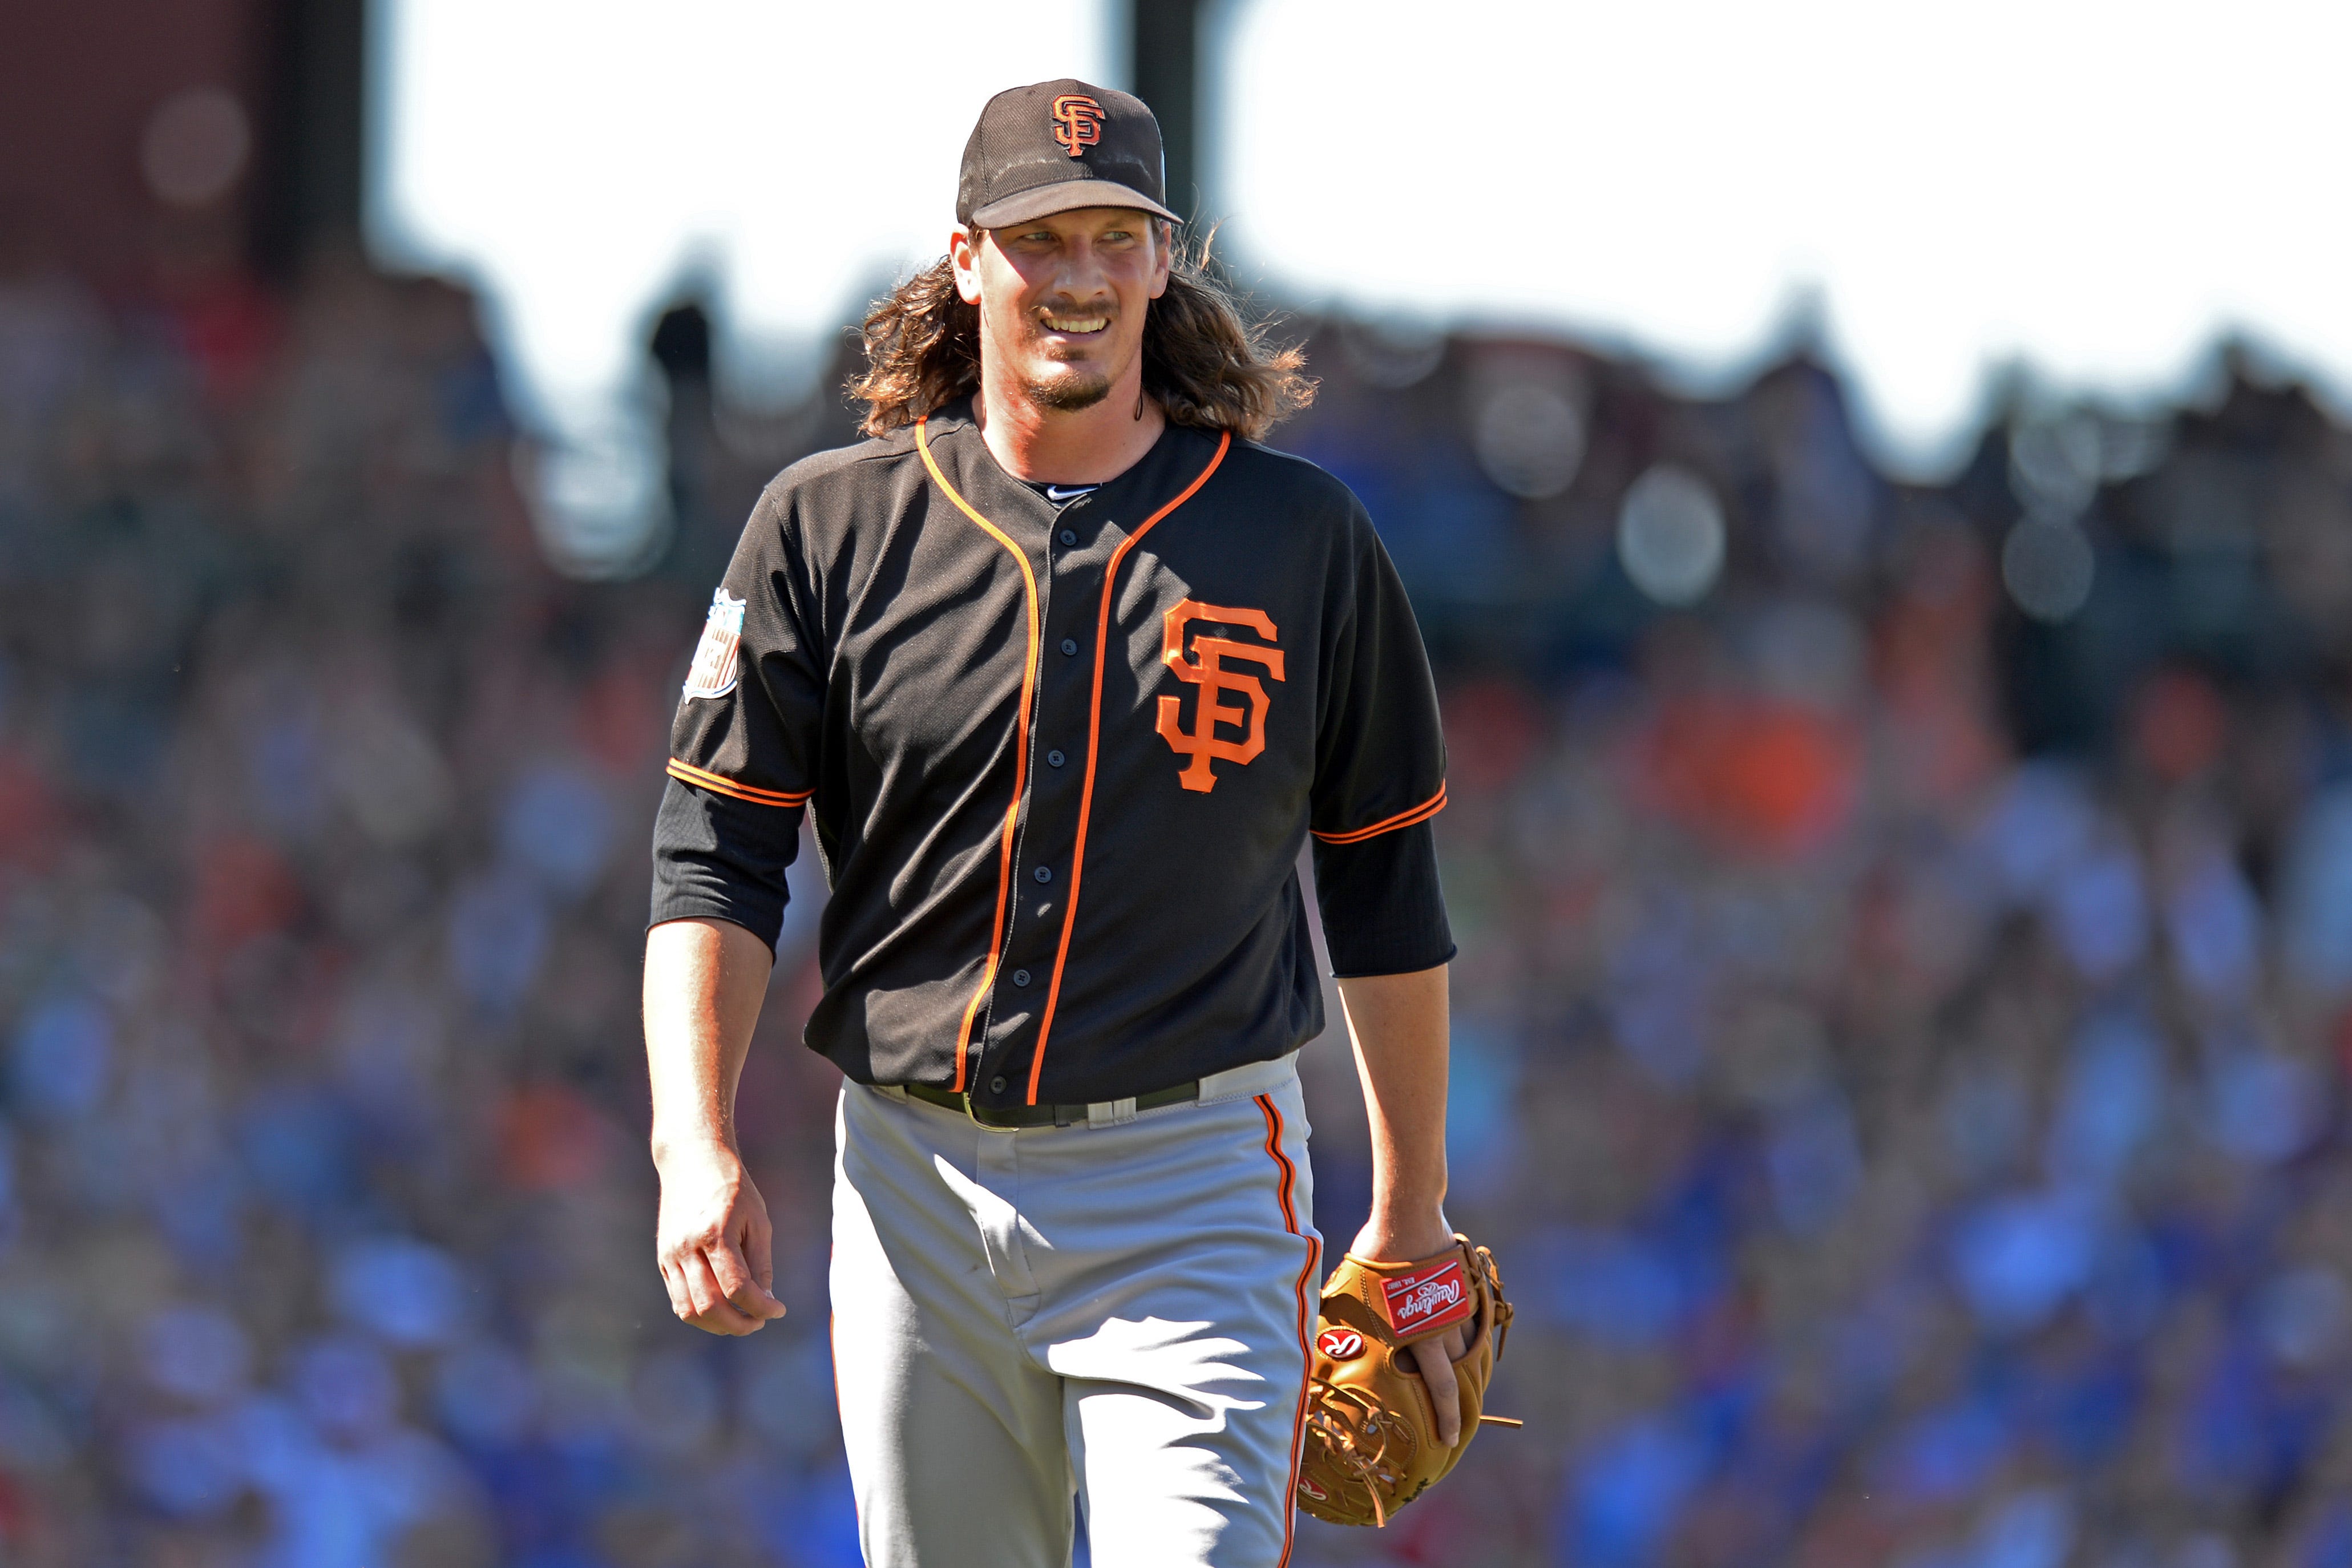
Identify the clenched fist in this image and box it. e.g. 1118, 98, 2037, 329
653, 1137, 789, 1336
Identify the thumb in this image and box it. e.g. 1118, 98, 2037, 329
746, 1208, 779, 1296
709, 1228, 787, 1319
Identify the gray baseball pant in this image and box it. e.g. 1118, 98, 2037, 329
829, 1053, 1320, 1567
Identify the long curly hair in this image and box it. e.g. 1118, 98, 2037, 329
848, 225, 1314, 442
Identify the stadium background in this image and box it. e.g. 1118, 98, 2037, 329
9, 5, 2352, 1566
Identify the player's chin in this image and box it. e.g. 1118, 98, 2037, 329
1019, 366, 1114, 413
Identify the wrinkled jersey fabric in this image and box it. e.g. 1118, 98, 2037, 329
650, 399, 1452, 1108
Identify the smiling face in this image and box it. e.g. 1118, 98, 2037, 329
952, 207, 1173, 415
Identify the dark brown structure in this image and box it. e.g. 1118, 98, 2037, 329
0, 0, 362, 286
1129, 0, 1205, 221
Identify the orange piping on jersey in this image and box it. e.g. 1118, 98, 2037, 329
917, 418, 1042, 1094
1309, 782, 1448, 844
1027, 430, 1231, 1104
1258, 1092, 1318, 1565
665, 758, 814, 809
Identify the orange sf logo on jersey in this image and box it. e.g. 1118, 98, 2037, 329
1155, 600, 1284, 794
1050, 94, 1105, 158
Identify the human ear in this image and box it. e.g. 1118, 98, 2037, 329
1147, 220, 1174, 300
951, 229, 984, 305
1143, 227, 1171, 301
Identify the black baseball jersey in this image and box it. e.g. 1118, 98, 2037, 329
649, 398, 1452, 1109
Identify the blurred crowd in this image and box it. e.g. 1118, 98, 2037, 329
6, 233, 2352, 1568
1278, 324, 2352, 1568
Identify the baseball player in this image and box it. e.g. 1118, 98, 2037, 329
644, 80, 1464, 1565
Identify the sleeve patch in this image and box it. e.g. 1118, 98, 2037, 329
682, 587, 747, 700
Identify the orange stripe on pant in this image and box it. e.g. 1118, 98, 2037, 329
1258, 1091, 1319, 1568
830, 1056, 1319, 1563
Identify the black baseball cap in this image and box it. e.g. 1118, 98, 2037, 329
956, 78, 1180, 229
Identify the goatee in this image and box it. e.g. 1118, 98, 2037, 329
1021, 370, 1112, 413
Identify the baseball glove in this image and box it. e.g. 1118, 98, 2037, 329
1295, 1234, 1518, 1526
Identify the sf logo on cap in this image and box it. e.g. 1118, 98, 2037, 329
1155, 600, 1284, 794
1050, 93, 1105, 158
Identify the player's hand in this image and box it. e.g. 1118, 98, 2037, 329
653, 1137, 789, 1335
1348, 1211, 1470, 1449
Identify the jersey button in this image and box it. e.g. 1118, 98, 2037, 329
989, 1075, 1008, 1093
1047, 749, 1066, 767
1033, 866, 1052, 884
1060, 637, 1078, 656
1011, 968, 1031, 987
1059, 528, 1077, 546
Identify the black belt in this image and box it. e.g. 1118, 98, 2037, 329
901, 1078, 1201, 1129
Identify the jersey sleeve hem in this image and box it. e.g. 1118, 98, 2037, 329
645, 896, 785, 953
1328, 940, 1458, 980
649, 776, 800, 954
1311, 819, 1452, 977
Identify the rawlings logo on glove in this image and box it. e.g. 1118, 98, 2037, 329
1295, 1234, 1518, 1528
1379, 1260, 1472, 1336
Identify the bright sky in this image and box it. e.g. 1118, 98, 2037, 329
377, 0, 2352, 483
374, 0, 1111, 427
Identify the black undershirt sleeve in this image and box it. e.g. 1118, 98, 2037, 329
648, 777, 803, 951
1311, 819, 1455, 978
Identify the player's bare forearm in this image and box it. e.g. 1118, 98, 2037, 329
645, 915, 772, 1156
644, 916, 788, 1334
1335, 964, 1452, 1258
1336, 962, 1470, 1442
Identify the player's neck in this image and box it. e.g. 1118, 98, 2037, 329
972, 361, 1166, 486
